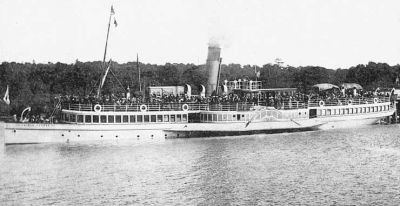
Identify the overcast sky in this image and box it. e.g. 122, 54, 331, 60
1, 0, 400, 69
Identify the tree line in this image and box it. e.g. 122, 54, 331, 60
0, 61, 399, 115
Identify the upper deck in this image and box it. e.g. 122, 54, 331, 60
61, 96, 392, 113
61, 101, 306, 113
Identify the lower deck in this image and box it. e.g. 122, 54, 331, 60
60, 111, 189, 124
310, 102, 392, 118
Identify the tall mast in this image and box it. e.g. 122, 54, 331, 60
137, 53, 142, 93
97, 60, 112, 98
97, 5, 115, 98
102, 6, 113, 66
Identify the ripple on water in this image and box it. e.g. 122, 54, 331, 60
1, 125, 400, 205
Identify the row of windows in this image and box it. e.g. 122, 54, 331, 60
200, 111, 306, 122
200, 105, 390, 122
62, 113, 188, 124
201, 113, 250, 122
318, 105, 390, 116
200, 111, 308, 122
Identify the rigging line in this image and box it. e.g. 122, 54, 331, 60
109, 68, 127, 93
90, 67, 103, 95
90, 76, 102, 95
97, 59, 112, 97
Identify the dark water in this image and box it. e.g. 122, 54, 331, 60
1, 125, 400, 205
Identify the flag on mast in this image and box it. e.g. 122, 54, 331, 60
111, 5, 117, 27
3, 85, 10, 105
114, 17, 118, 27
111, 5, 115, 15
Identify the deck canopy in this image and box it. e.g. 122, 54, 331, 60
312, 83, 339, 91
341, 83, 363, 90
233, 88, 298, 97
234, 88, 297, 93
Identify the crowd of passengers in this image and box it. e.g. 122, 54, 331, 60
60, 92, 306, 107
310, 88, 395, 106
19, 87, 395, 123
59, 87, 395, 109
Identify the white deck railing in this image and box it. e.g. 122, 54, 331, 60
307, 97, 391, 107
61, 97, 392, 113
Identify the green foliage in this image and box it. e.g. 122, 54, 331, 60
0, 61, 399, 115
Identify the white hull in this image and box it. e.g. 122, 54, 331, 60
1, 108, 395, 144
316, 110, 393, 130
2, 119, 321, 143
2, 123, 184, 145
165, 118, 322, 138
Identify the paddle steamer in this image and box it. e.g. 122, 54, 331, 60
2, 79, 395, 144
1, 6, 395, 145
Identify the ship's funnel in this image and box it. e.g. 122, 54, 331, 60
206, 46, 221, 96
